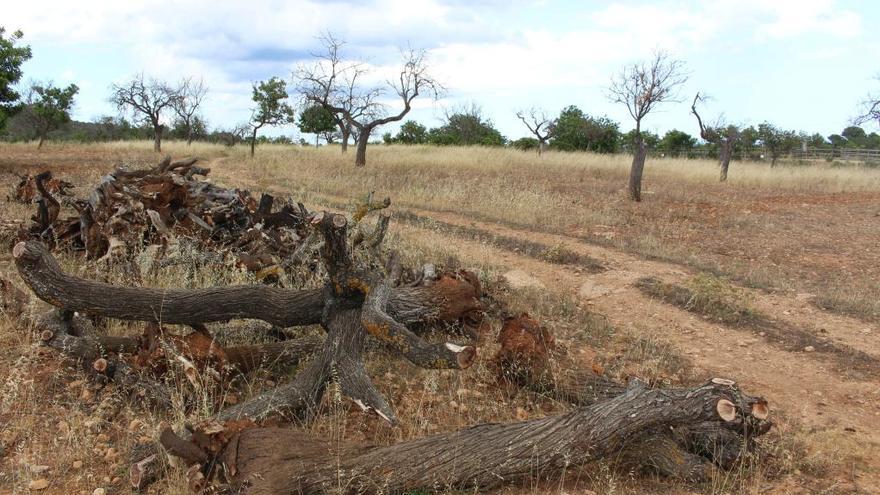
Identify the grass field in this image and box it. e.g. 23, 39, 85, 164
1, 141, 878, 494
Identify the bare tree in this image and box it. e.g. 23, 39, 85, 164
109, 74, 177, 152
295, 34, 442, 167
691, 93, 740, 181
515, 107, 555, 155
608, 51, 687, 201
854, 74, 880, 128
169, 77, 208, 145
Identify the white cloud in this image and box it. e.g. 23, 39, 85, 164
4, 0, 868, 137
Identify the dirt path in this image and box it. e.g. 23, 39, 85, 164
212, 157, 880, 488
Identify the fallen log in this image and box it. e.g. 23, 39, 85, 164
169, 378, 768, 494
13, 240, 482, 329
489, 313, 771, 479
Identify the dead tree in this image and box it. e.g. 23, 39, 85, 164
515, 108, 555, 155
691, 93, 740, 182
169, 77, 208, 145
295, 33, 442, 167
854, 74, 880, 128
608, 51, 687, 201
109, 74, 177, 152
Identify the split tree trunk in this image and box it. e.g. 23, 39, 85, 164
628, 140, 648, 202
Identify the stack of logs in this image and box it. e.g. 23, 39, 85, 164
2, 161, 772, 493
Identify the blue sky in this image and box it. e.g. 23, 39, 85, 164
7, 0, 878, 141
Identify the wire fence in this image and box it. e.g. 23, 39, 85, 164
646, 147, 880, 164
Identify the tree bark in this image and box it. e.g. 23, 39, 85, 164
719, 142, 732, 182
628, 140, 648, 202
340, 125, 350, 154
355, 128, 370, 167
250, 128, 258, 157
208, 379, 767, 494
153, 121, 163, 153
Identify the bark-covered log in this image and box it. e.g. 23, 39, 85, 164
210, 379, 768, 494
13, 240, 482, 329
489, 313, 770, 479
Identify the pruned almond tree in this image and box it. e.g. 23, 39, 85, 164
294, 33, 442, 167
691, 93, 741, 181
608, 51, 688, 201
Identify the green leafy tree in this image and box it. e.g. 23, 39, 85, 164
27, 82, 79, 147
549, 106, 621, 153
248, 77, 295, 157
511, 136, 539, 151
427, 106, 505, 146
389, 120, 427, 144
841, 125, 867, 147
297, 104, 336, 146
757, 122, 798, 166
657, 129, 696, 156
621, 129, 659, 151
170, 115, 208, 141
0, 28, 32, 129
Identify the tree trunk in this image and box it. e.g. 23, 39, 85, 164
38, 133, 45, 149
153, 123, 162, 153
355, 130, 369, 167
204, 379, 768, 494
538, 140, 545, 156
250, 128, 258, 157
628, 140, 648, 202
719, 142, 732, 182
340, 126, 350, 154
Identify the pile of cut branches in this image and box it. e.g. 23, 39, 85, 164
11, 157, 314, 281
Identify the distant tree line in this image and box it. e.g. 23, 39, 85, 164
3, 25, 880, 187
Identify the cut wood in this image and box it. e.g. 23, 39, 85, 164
170, 379, 768, 494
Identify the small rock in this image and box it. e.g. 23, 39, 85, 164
29, 464, 50, 474
28, 479, 49, 490
72, 460, 83, 469
93, 488, 106, 495
804, 346, 815, 352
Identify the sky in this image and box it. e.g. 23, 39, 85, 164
5, 0, 879, 141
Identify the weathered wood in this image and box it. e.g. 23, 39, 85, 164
215, 379, 768, 494
14, 240, 481, 329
